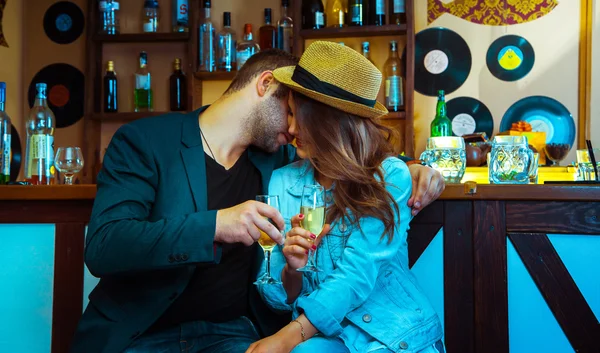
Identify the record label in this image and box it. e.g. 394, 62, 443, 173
452, 113, 477, 136
424, 50, 449, 75
528, 116, 554, 142
409, 27, 472, 96
44, 1, 84, 45
487, 35, 534, 81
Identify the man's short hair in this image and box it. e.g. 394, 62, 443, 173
224, 49, 299, 95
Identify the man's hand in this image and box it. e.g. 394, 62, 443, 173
245, 323, 301, 353
215, 201, 285, 246
407, 164, 445, 216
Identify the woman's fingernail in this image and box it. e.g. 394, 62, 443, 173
311, 245, 317, 250
299, 214, 304, 219
415, 201, 421, 208
305, 250, 309, 254
310, 233, 316, 239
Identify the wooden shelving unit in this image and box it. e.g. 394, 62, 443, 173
194, 71, 237, 81
93, 32, 191, 43
299, 24, 407, 39
90, 111, 175, 121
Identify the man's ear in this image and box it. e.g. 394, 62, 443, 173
256, 71, 275, 97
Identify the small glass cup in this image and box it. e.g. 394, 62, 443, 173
419, 136, 467, 184
576, 148, 600, 181
254, 195, 283, 285
55, 147, 84, 185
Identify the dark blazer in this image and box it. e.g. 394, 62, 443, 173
71, 107, 296, 353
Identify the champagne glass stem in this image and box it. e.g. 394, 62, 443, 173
64, 173, 75, 185
265, 249, 272, 279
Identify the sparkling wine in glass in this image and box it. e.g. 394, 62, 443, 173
254, 195, 283, 285
55, 147, 84, 185
297, 185, 325, 273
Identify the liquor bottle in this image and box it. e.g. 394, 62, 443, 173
302, 0, 325, 30
362, 42, 375, 65
134, 52, 153, 112
390, 0, 406, 25
431, 90, 452, 137
217, 12, 237, 72
259, 8, 277, 50
103, 61, 118, 113
198, 0, 216, 72
142, 0, 160, 33
172, 0, 189, 32
371, 0, 385, 25
384, 40, 404, 112
236, 24, 260, 70
25, 83, 55, 185
349, 0, 369, 26
277, 0, 294, 53
0, 82, 11, 184
99, 0, 120, 34
326, 0, 347, 27
170, 58, 187, 111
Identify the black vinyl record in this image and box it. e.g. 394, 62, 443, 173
43, 1, 84, 45
407, 27, 472, 96
486, 35, 534, 82
10, 123, 21, 182
446, 97, 494, 138
28, 63, 85, 128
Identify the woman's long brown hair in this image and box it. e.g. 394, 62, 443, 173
293, 92, 401, 241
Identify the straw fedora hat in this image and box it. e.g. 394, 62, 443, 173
273, 41, 389, 119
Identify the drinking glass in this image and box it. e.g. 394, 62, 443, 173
419, 136, 466, 183
55, 147, 84, 185
489, 136, 533, 184
254, 195, 283, 285
297, 185, 326, 273
576, 148, 600, 181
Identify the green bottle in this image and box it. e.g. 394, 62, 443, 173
430, 90, 452, 137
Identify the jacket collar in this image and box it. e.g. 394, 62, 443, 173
286, 160, 317, 197
181, 106, 208, 147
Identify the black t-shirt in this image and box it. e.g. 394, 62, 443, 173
149, 149, 262, 331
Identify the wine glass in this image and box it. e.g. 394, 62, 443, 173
297, 185, 326, 273
54, 147, 84, 185
254, 195, 283, 285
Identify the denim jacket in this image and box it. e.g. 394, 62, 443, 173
257, 157, 443, 353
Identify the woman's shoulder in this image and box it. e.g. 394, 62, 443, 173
272, 159, 309, 178
380, 156, 411, 184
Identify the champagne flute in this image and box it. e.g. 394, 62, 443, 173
254, 195, 283, 285
297, 185, 326, 273
54, 147, 84, 185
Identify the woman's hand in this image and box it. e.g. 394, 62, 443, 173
245, 321, 306, 353
283, 214, 331, 271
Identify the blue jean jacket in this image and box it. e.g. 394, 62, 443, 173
257, 157, 443, 353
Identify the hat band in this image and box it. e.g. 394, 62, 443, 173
291, 66, 377, 108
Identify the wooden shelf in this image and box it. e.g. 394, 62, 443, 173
194, 71, 237, 81
300, 24, 407, 39
384, 110, 406, 119
90, 111, 181, 121
93, 32, 190, 43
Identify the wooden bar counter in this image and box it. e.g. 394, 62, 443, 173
1, 184, 598, 353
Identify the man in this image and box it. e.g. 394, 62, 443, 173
71, 49, 445, 353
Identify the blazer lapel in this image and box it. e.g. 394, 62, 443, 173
181, 107, 209, 212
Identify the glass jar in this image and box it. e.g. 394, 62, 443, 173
419, 136, 466, 184
489, 136, 534, 184
142, 0, 160, 33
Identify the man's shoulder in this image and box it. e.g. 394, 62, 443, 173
125, 111, 193, 137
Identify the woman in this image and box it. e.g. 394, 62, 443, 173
246, 41, 444, 353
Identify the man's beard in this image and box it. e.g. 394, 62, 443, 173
247, 97, 286, 153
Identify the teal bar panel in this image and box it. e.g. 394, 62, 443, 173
0, 224, 55, 353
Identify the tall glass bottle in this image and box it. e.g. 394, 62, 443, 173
198, 0, 216, 72
0, 82, 11, 184
390, 0, 406, 25
326, 0, 347, 27
236, 24, 260, 70
217, 12, 237, 72
302, 0, 325, 29
277, 0, 294, 53
384, 40, 404, 112
25, 83, 55, 185
104, 61, 118, 113
349, 0, 368, 26
99, 0, 120, 34
371, 0, 385, 25
170, 58, 187, 111
142, 0, 160, 33
134, 52, 153, 112
259, 8, 277, 50
431, 90, 452, 137
362, 42, 375, 65
172, 0, 189, 32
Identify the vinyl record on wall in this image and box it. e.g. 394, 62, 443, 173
10, 123, 21, 182
43, 1, 85, 45
486, 35, 535, 82
28, 63, 85, 128
406, 27, 472, 96
446, 97, 494, 138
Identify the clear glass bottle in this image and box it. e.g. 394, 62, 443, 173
25, 83, 55, 185
384, 40, 404, 112
302, 0, 325, 30
362, 42, 375, 65
103, 61, 118, 113
236, 24, 260, 71
217, 12, 236, 72
172, 0, 189, 32
390, 0, 406, 25
326, 0, 347, 27
99, 0, 120, 34
0, 82, 11, 184
134, 52, 153, 112
170, 58, 187, 111
198, 0, 216, 72
259, 8, 277, 50
277, 0, 294, 53
142, 0, 160, 33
